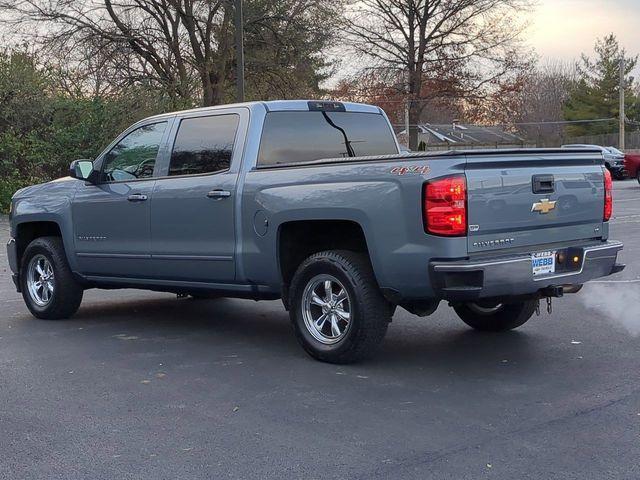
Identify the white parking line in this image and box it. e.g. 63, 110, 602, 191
589, 279, 640, 283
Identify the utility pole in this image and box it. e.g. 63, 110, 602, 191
404, 99, 410, 145
619, 57, 625, 150
234, 0, 245, 103
404, 67, 410, 148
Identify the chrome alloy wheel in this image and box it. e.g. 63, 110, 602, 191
301, 274, 352, 345
467, 301, 504, 315
26, 254, 55, 307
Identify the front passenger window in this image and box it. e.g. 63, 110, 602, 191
102, 122, 167, 182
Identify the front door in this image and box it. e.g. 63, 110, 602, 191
150, 113, 240, 283
72, 121, 170, 278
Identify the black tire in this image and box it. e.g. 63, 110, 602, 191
288, 250, 391, 364
453, 299, 537, 332
20, 236, 83, 320
637, 171, 640, 185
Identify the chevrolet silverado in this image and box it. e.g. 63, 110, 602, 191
6, 100, 625, 363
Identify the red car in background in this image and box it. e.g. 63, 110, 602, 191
624, 152, 640, 184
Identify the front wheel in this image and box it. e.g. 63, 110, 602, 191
20, 237, 83, 320
288, 250, 392, 364
453, 299, 537, 332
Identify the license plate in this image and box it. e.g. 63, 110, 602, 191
532, 251, 556, 276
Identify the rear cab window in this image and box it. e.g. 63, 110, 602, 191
257, 111, 398, 167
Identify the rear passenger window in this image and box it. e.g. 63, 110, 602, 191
169, 114, 239, 176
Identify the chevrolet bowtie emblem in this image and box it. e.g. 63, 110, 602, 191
531, 198, 556, 214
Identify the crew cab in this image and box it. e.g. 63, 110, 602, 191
6, 100, 625, 363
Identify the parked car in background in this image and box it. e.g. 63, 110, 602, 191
562, 144, 627, 179
624, 152, 640, 184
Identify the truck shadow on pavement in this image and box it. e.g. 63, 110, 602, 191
56, 294, 543, 376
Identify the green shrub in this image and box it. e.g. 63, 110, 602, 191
0, 50, 172, 213
0, 175, 28, 213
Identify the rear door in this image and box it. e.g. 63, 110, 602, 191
149, 109, 246, 283
465, 150, 605, 254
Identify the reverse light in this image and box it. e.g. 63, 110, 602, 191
603, 168, 613, 221
423, 175, 467, 236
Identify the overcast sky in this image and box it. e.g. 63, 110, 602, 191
1, 1, 638, 78
526, 0, 640, 73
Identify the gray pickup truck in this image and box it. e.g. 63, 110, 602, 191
6, 100, 625, 363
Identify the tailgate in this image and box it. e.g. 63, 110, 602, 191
465, 151, 605, 253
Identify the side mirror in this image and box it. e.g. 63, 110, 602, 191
70, 159, 96, 182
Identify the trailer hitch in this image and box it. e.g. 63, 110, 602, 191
540, 285, 564, 298
535, 285, 565, 316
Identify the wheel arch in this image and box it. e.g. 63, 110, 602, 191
15, 220, 65, 270
277, 220, 376, 307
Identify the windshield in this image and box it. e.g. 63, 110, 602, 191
606, 147, 624, 155
257, 111, 398, 166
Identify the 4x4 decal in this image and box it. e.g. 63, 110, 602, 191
390, 165, 430, 176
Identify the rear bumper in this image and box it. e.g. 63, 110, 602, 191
609, 165, 628, 178
6, 238, 19, 291
430, 241, 624, 301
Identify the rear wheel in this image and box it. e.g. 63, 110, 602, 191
289, 250, 391, 364
453, 299, 537, 332
20, 237, 83, 320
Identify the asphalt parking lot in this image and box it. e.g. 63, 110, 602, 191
1, 181, 639, 480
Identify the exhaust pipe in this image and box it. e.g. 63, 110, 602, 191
539, 284, 583, 298
562, 284, 583, 294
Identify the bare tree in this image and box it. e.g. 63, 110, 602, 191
0, 0, 341, 106
343, 0, 532, 149
0, 0, 233, 105
469, 60, 576, 146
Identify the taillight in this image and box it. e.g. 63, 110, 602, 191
603, 168, 613, 221
423, 175, 467, 236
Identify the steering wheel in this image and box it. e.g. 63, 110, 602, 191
129, 157, 156, 178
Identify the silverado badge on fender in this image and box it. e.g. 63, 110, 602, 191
531, 198, 556, 214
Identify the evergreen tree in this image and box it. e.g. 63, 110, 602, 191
564, 34, 639, 136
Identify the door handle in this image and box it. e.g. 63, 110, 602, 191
127, 193, 148, 202
532, 174, 554, 194
207, 190, 231, 199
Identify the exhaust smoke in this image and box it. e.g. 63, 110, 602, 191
580, 282, 640, 336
